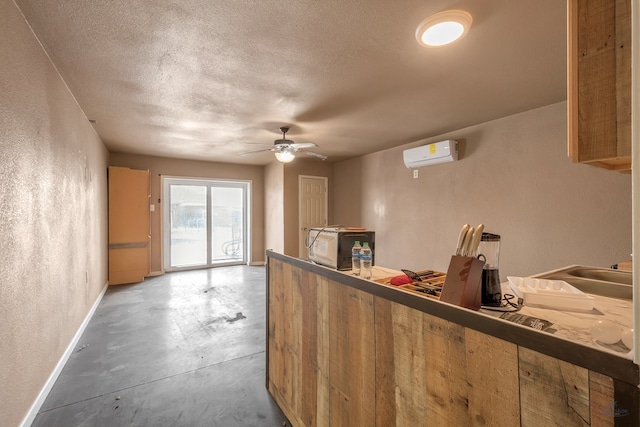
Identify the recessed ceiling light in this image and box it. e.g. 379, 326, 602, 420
416, 10, 473, 47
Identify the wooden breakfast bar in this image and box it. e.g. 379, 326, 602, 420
265, 251, 639, 426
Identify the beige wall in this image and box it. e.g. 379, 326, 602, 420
283, 159, 334, 257
333, 102, 632, 279
0, 2, 109, 426
265, 161, 285, 254
108, 153, 266, 269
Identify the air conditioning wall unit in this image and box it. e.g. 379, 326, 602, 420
403, 140, 458, 168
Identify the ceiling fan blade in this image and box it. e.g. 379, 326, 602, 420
301, 151, 327, 160
290, 142, 317, 149
239, 148, 275, 156
241, 127, 318, 158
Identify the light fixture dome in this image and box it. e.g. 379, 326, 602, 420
416, 10, 473, 47
275, 149, 295, 163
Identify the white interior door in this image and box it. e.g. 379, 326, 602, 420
299, 175, 328, 259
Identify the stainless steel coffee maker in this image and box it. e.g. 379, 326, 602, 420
478, 233, 502, 306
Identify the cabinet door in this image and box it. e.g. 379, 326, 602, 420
568, 0, 631, 171
108, 166, 150, 285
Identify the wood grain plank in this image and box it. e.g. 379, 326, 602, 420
590, 371, 615, 426
267, 260, 305, 426
568, 0, 579, 160
561, 362, 591, 422
577, 0, 618, 161
346, 285, 375, 427
289, 266, 303, 419
424, 314, 469, 425
267, 259, 284, 395
282, 262, 295, 412
465, 329, 520, 426
519, 347, 590, 426
390, 303, 426, 426
316, 277, 330, 427
328, 281, 350, 427
327, 281, 377, 426
374, 297, 397, 426
614, 0, 631, 157
300, 269, 318, 427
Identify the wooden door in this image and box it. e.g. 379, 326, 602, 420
108, 166, 150, 285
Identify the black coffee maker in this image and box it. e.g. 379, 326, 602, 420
478, 233, 502, 306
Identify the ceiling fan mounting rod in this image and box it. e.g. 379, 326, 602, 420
279, 126, 289, 137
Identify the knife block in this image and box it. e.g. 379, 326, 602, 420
439, 255, 485, 310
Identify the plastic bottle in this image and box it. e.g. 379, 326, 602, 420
351, 240, 362, 276
360, 242, 372, 279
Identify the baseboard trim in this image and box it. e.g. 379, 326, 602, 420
20, 281, 109, 427
249, 261, 266, 266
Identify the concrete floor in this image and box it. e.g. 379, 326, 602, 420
33, 265, 289, 427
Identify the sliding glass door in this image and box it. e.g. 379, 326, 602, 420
162, 177, 249, 270
210, 185, 245, 263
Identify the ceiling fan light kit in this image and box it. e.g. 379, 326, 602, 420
275, 149, 295, 163
416, 10, 473, 47
240, 126, 326, 162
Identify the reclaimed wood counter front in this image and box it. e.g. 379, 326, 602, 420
266, 251, 639, 426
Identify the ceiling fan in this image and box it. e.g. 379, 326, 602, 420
241, 127, 327, 163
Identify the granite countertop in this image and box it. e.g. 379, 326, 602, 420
483, 282, 634, 359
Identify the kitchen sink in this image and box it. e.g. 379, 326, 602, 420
535, 265, 632, 300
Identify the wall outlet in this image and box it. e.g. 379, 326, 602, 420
413, 169, 419, 179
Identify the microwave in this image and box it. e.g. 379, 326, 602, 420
307, 228, 375, 270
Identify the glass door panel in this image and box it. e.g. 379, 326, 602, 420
169, 185, 207, 268
211, 186, 244, 263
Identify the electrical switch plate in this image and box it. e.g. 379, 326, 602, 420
413, 170, 419, 179
150, 204, 155, 212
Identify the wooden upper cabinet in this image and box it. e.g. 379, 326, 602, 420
568, 0, 631, 172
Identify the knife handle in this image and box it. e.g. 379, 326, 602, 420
462, 227, 475, 256
456, 224, 470, 255
470, 224, 485, 257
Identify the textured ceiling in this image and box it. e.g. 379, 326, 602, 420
14, 0, 567, 165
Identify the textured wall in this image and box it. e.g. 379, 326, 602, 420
265, 161, 285, 254
333, 102, 632, 278
108, 153, 266, 268
283, 159, 334, 257
0, 2, 109, 426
